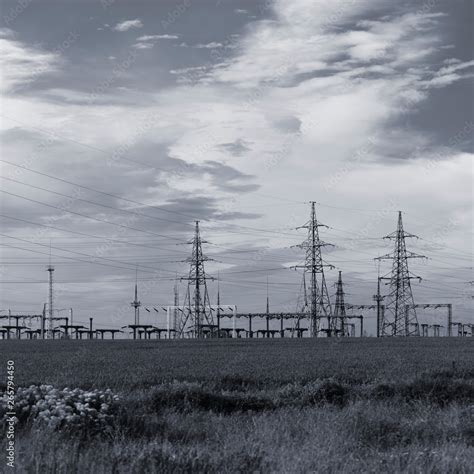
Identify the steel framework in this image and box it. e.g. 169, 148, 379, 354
333, 271, 347, 336
178, 221, 215, 338
375, 211, 425, 336
294, 202, 334, 337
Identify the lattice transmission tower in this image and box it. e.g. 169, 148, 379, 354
294, 202, 334, 337
178, 221, 215, 338
333, 271, 347, 336
375, 211, 425, 336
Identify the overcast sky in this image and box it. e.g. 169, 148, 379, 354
0, 0, 472, 335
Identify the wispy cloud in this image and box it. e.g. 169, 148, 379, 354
113, 19, 143, 32
0, 31, 59, 93
136, 34, 179, 41
132, 42, 154, 50
194, 42, 223, 49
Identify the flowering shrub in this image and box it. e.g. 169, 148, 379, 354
0, 385, 119, 436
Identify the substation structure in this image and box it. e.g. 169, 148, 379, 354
2, 204, 472, 340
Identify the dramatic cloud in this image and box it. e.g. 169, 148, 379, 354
0, 0, 472, 329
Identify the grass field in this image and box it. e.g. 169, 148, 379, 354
1, 338, 473, 473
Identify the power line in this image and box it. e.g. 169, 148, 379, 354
0, 213, 189, 255
0, 189, 188, 242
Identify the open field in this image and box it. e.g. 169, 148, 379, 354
1, 338, 473, 473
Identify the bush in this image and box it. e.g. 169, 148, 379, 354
149, 383, 275, 414
400, 379, 474, 406
304, 381, 351, 407
0, 385, 119, 437
372, 383, 397, 400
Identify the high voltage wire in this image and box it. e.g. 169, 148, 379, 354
0, 238, 178, 275
0, 189, 189, 241
0, 176, 195, 229
0, 118, 471, 247
0, 120, 471, 312
0, 158, 302, 240
2, 157, 471, 255
0, 213, 189, 255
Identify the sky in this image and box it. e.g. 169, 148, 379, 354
0, 0, 472, 336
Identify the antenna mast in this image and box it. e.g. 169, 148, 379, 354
131, 267, 141, 325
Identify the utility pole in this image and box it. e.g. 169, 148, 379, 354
375, 211, 425, 336
333, 271, 347, 336
294, 202, 334, 337
179, 221, 215, 338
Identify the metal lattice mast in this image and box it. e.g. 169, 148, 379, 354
333, 271, 347, 336
131, 267, 141, 325
216, 274, 221, 334
294, 202, 334, 337
179, 221, 215, 338
46, 264, 54, 339
375, 211, 425, 336
266, 277, 270, 337
173, 276, 179, 332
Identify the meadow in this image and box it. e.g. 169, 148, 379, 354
1, 338, 473, 473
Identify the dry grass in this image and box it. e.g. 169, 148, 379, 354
1, 338, 473, 473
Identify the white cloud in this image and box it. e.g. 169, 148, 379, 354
132, 42, 154, 50
194, 42, 223, 49
136, 34, 179, 41
112, 19, 143, 32
423, 59, 474, 88
0, 33, 59, 93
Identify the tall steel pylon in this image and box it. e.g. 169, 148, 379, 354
179, 221, 215, 338
375, 211, 425, 336
333, 271, 347, 336
294, 202, 334, 337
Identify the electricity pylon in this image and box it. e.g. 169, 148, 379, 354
179, 221, 215, 338
294, 202, 334, 337
333, 271, 347, 336
375, 211, 425, 336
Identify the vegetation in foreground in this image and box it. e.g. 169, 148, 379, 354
0, 338, 473, 473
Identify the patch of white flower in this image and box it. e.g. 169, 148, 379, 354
1, 385, 119, 433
